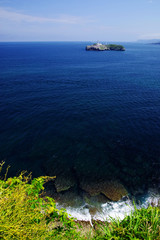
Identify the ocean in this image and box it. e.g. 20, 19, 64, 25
0, 41, 160, 220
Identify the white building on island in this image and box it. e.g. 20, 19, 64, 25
96, 42, 102, 46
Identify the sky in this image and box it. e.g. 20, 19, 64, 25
0, 0, 160, 42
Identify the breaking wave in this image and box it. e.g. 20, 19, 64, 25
56, 189, 160, 223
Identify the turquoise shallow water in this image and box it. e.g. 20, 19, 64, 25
0, 42, 160, 204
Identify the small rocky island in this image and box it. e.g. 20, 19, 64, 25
86, 42, 125, 51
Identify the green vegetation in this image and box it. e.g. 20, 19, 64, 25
0, 162, 160, 239
99, 45, 107, 50
96, 206, 160, 240
106, 44, 125, 51
0, 162, 80, 240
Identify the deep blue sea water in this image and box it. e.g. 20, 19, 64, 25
0, 42, 160, 216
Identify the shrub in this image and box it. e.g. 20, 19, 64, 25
0, 163, 79, 240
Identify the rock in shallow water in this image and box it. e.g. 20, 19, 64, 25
101, 181, 128, 201
54, 174, 77, 192
80, 179, 128, 201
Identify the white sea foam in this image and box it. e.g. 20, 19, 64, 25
141, 189, 160, 208
63, 205, 92, 222
56, 189, 160, 222
93, 199, 134, 221
56, 203, 93, 225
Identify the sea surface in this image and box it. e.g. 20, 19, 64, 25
0, 42, 160, 220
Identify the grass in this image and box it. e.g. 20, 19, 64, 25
95, 206, 160, 239
0, 162, 160, 239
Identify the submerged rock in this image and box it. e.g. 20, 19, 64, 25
80, 179, 128, 201
54, 173, 77, 192
83, 192, 109, 205
101, 181, 128, 201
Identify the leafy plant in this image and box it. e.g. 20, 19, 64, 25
0, 165, 79, 240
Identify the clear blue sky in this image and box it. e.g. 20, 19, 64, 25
0, 0, 160, 42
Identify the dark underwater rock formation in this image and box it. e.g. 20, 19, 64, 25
80, 179, 128, 201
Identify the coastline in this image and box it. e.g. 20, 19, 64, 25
55, 188, 160, 222
1, 167, 160, 239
